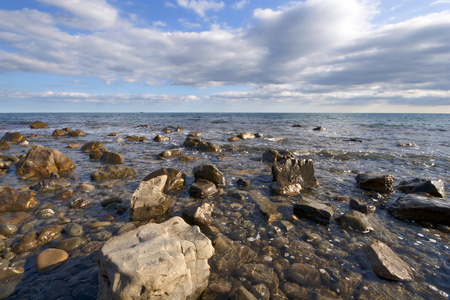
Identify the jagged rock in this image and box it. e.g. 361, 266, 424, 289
356, 173, 395, 194
90, 165, 137, 181
153, 135, 171, 142
349, 198, 376, 214
143, 168, 186, 193
15, 145, 75, 179
396, 178, 445, 198
100, 151, 124, 164
69, 129, 86, 137
158, 149, 182, 159
30, 121, 49, 129
387, 193, 450, 226
193, 164, 225, 186
262, 149, 295, 163
286, 263, 321, 287
31, 178, 71, 193
272, 158, 318, 188
1, 132, 26, 143
129, 175, 171, 221
97, 217, 214, 300
364, 240, 413, 281
336, 210, 374, 233
182, 202, 214, 226
81, 141, 107, 153
189, 180, 217, 199
293, 198, 335, 225
270, 181, 302, 196
0, 186, 38, 213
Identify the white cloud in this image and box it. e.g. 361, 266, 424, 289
178, 18, 202, 28
37, 0, 118, 30
176, 0, 225, 17
153, 21, 167, 27
232, 0, 250, 10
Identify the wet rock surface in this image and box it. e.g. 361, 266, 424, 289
356, 172, 395, 194
272, 158, 318, 188
293, 198, 335, 225
397, 178, 445, 197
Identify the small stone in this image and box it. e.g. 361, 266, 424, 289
101, 197, 123, 207
50, 237, 83, 252
78, 183, 95, 191
100, 151, 124, 164
179, 156, 198, 162
286, 263, 321, 287
70, 198, 91, 209
53, 190, 73, 201
89, 221, 112, 229
189, 180, 217, 199
0, 224, 18, 236
64, 223, 83, 237
336, 210, 374, 233
293, 198, 335, 225
36, 248, 68, 273
153, 135, 171, 142
39, 208, 55, 219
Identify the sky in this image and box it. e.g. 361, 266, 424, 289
0, 0, 450, 113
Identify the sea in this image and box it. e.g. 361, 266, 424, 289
0, 113, 449, 299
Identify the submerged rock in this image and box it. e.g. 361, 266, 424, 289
153, 135, 171, 142
183, 137, 221, 152
349, 198, 376, 214
0, 141, 11, 150
52, 129, 69, 136
356, 173, 395, 194
36, 248, 68, 273
272, 158, 318, 188
396, 178, 445, 198
364, 240, 413, 281
31, 178, 71, 193
129, 175, 171, 221
336, 210, 374, 233
387, 193, 450, 226
293, 198, 335, 225
97, 217, 214, 300
158, 149, 182, 159
90, 165, 136, 181
0, 186, 38, 213
286, 263, 321, 287
81, 141, 107, 153
270, 181, 302, 196
15, 145, 75, 179
262, 149, 295, 163
69, 129, 86, 137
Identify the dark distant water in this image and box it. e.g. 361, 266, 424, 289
0, 113, 449, 299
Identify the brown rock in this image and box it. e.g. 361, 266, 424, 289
153, 135, 171, 142
69, 129, 86, 137
356, 173, 395, 194
36, 248, 68, 272
286, 263, 321, 287
1, 132, 26, 143
81, 141, 107, 153
364, 240, 413, 281
189, 180, 217, 199
15, 145, 75, 178
126, 136, 146, 142
52, 129, 68, 136
0, 141, 11, 150
53, 190, 73, 201
272, 158, 318, 188
238, 132, 255, 140
143, 168, 186, 193
30, 121, 49, 129
0, 212, 32, 226
0, 186, 38, 213
158, 149, 182, 159
270, 181, 302, 196
100, 151, 124, 164
179, 156, 198, 162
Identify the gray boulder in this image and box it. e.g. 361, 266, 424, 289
364, 240, 412, 281
356, 173, 395, 194
387, 193, 450, 226
293, 198, 335, 225
97, 216, 214, 300
272, 159, 318, 188
129, 175, 171, 222
397, 178, 445, 198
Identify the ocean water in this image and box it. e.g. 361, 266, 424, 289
0, 113, 449, 299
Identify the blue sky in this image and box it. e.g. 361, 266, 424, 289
1, 0, 450, 113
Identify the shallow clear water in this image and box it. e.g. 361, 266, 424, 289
0, 113, 449, 299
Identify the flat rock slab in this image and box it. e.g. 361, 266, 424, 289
97, 216, 214, 300
249, 191, 283, 223
364, 240, 412, 281
293, 198, 335, 225
397, 178, 445, 198
387, 193, 450, 226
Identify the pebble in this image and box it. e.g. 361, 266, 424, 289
19, 222, 34, 234
36, 248, 68, 273
89, 221, 112, 229
39, 208, 55, 219
64, 223, 83, 237
101, 197, 122, 207
0, 224, 18, 236
78, 183, 95, 192
51, 237, 83, 252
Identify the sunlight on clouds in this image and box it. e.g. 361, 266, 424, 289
176, 0, 225, 17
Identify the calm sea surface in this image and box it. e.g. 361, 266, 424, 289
0, 113, 449, 299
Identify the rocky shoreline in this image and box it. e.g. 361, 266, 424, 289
0, 120, 448, 299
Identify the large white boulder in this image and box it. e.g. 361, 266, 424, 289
97, 217, 214, 300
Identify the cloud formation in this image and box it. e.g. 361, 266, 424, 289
0, 0, 449, 111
